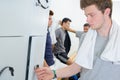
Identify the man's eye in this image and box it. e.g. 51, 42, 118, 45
90, 14, 96, 17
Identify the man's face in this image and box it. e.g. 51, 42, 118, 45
48, 15, 52, 27
84, 26, 89, 32
63, 21, 70, 30
84, 5, 105, 30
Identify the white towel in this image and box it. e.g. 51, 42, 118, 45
75, 21, 120, 69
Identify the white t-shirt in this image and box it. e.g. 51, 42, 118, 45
49, 26, 57, 44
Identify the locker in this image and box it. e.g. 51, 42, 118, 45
0, 0, 49, 36
0, 0, 51, 80
27, 36, 46, 80
0, 37, 28, 80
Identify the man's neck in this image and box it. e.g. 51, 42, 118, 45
61, 25, 65, 30
97, 19, 112, 37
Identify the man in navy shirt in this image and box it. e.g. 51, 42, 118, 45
44, 10, 55, 67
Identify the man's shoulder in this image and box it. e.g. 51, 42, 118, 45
56, 27, 62, 30
76, 31, 85, 38
55, 27, 63, 32
76, 31, 84, 35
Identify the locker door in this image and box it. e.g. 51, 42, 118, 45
0, 37, 29, 80
0, 0, 49, 36
27, 36, 46, 80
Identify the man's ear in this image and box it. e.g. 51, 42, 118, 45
104, 8, 111, 16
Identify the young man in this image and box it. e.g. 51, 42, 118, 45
44, 10, 55, 68
53, 18, 73, 65
35, 0, 120, 80
66, 23, 90, 50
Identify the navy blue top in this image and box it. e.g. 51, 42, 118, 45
44, 30, 54, 66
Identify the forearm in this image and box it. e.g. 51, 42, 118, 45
68, 28, 76, 33
35, 63, 81, 80
65, 26, 76, 33
56, 62, 81, 78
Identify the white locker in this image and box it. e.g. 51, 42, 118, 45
0, 36, 46, 80
27, 36, 46, 80
0, 0, 50, 80
0, 0, 49, 36
0, 37, 28, 80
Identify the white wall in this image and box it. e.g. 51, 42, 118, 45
50, 0, 120, 55
112, 1, 120, 24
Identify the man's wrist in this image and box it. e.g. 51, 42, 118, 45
52, 70, 57, 79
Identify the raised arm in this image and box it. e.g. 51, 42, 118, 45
65, 26, 76, 33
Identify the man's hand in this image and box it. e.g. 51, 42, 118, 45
35, 67, 54, 80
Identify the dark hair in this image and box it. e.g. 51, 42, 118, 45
84, 23, 90, 27
49, 10, 54, 16
80, 0, 112, 17
61, 18, 72, 25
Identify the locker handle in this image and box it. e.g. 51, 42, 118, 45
0, 66, 14, 77
36, 0, 49, 9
